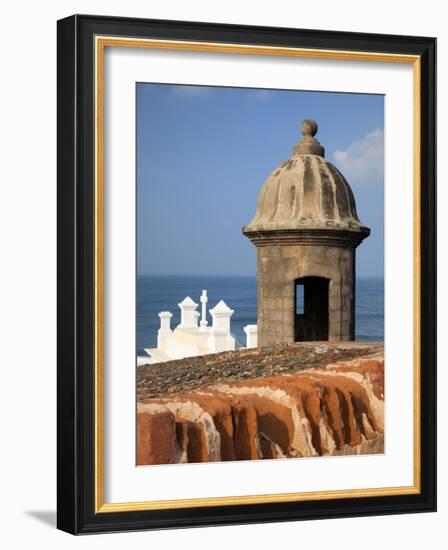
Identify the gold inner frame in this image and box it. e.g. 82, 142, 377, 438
94, 36, 421, 513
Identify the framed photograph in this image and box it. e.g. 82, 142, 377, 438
57, 14, 436, 534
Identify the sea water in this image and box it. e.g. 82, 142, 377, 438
137, 275, 384, 355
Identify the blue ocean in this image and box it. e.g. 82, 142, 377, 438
137, 275, 383, 355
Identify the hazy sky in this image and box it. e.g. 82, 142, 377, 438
137, 84, 384, 277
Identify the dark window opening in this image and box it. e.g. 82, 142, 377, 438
294, 277, 329, 342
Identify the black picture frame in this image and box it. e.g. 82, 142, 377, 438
57, 14, 436, 534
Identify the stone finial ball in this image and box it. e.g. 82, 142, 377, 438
301, 119, 318, 137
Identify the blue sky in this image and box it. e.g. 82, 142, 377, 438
137, 84, 384, 277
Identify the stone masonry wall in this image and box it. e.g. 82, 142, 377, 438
257, 244, 355, 346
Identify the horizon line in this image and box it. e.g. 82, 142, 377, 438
137, 273, 385, 279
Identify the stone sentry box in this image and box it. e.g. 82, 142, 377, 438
243, 119, 370, 346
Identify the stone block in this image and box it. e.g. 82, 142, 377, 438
268, 309, 285, 322
137, 410, 177, 465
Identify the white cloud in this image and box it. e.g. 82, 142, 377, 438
171, 85, 210, 98
333, 129, 384, 185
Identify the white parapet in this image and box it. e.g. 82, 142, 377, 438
208, 328, 232, 353
157, 311, 173, 348
178, 296, 199, 329
146, 292, 253, 363
244, 324, 258, 348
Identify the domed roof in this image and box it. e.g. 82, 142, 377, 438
243, 119, 370, 244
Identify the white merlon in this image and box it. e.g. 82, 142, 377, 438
157, 311, 173, 348
178, 296, 199, 329
158, 311, 172, 331
244, 324, 258, 348
207, 300, 235, 354
143, 290, 257, 364
209, 300, 234, 332
199, 289, 208, 330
